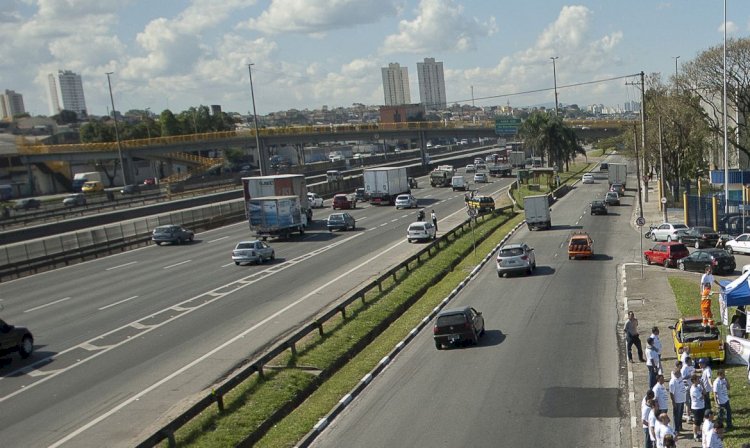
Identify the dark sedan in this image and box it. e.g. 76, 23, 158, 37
13, 198, 41, 210
152, 225, 194, 245
326, 213, 356, 231
590, 200, 607, 215
433, 306, 485, 349
677, 248, 736, 274
678, 226, 720, 249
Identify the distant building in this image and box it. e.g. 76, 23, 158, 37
1, 89, 25, 120
417, 58, 446, 110
379, 104, 425, 124
382, 63, 411, 106
47, 70, 88, 118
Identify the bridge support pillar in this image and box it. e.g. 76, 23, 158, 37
418, 131, 429, 166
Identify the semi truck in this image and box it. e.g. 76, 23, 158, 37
72, 171, 103, 192
509, 151, 526, 168
430, 169, 452, 187
246, 195, 306, 239
488, 163, 513, 177
607, 163, 627, 187
242, 174, 313, 221
364, 167, 410, 205
523, 194, 551, 230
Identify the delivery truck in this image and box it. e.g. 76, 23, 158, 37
72, 171, 103, 192
242, 174, 313, 221
364, 167, 410, 205
246, 195, 306, 239
509, 151, 526, 168
523, 194, 551, 230
488, 163, 513, 177
607, 163, 627, 187
430, 169, 452, 187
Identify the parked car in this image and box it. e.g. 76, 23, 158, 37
152, 225, 194, 245
678, 226, 720, 249
582, 173, 595, 184
395, 194, 418, 209
81, 181, 104, 193
604, 191, 620, 206
650, 222, 689, 242
120, 184, 141, 195
610, 183, 625, 195
13, 198, 41, 210
406, 221, 436, 242
354, 188, 368, 202
643, 242, 690, 268
326, 213, 356, 231
0, 318, 34, 359
473, 172, 488, 183
496, 243, 536, 277
332, 194, 356, 210
590, 200, 607, 215
232, 240, 275, 265
307, 192, 324, 208
62, 193, 87, 207
724, 233, 750, 254
669, 317, 725, 363
600, 162, 609, 171
465, 164, 476, 173
677, 248, 736, 274
433, 306, 485, 349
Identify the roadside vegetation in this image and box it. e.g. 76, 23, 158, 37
668, 277, 750, 447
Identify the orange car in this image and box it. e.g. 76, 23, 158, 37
568, 232, 593, 259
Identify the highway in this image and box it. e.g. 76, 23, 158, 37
311, 165, 632, 447
0, 167, 513, 447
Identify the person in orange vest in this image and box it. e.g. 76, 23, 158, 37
700, 285, 714, 329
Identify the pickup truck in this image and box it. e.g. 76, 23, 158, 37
568, 232, 593, 259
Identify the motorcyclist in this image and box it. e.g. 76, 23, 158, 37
417, 209, 425, 221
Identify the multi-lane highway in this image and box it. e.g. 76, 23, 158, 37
0, 167, 513, 447
311, 164, 632, 447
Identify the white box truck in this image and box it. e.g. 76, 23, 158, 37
364, 167, 410, 205
523, 194, 551, 230
607, 163, 627, 187
246, 195, 306, 239
242, 174, 312, 222
509, 151, 526, 168
451, 175, 467, 191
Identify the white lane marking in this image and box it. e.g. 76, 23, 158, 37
221, 262, 236, 268
390, 218, 398, 222
357, 216, 368, 221
380, 223, 388, 227
98, 296, 139, 311
47, 232, 403, 448
163, 260, 192, 269
24, 297, 71, 313
105, 261, 137, 271
401, 214, 409, 218
207, 236, 229, 243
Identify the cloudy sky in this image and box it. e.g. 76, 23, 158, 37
1, 0, 748, 117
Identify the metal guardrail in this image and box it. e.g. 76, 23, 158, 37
135, 206, 514, 447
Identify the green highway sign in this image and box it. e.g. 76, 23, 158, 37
495, 117, 521, 135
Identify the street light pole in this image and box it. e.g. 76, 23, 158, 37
723, 0, 729, 214
248, 63, 265, 175
105, 72, 127, 185
673, 56, 680, 93
550, 56, 559, 116
144, 106, 151, 139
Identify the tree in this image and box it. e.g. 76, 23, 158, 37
519, 111, 584, 171
79, 118, 115, 142
160, 110, 180, 136
53, 110, 78, 124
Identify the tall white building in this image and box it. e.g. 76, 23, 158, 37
0, 89, 25, 120
381, 63, 411, 106
417, 57, 446, 109
47, 70, 87, 118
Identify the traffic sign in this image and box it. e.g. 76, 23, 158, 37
660, 197, 667, 204
495, 117, 521, 136
635, 216, 646, 227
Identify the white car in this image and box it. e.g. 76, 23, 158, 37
726, 234, 750, 255
465, 164, 476, 173
496, 243, 536, 277
650, 222, 689, 242
473, 172, 488, 183
407, 221, 436, 242
307, 192, 324, 208
582, 173, 595, 184
395, 194, 418, 209
232, 240, 275, 265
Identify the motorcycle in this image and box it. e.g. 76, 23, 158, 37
417, 210, 425, 221
644, 225, 655, 239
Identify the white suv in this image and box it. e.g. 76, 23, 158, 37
407, 221, 436, 243
496, 243, 536, 277
651, 223, 689, 242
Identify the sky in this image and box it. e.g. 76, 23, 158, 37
1, 0, 749, 117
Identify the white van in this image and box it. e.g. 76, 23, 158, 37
451, 176, 467, 191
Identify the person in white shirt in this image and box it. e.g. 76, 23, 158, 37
642, 398, 655, 448
700, 358, 713, 411
690, 374, 706, 442
651, 327, 662, 359
706, 420, 724, 448
729, 316, 744, 337
669, 367, 687, 433
646, 337, 660, 389
654, 413, 676, 448
712, 369, 732, 429
702, 409, 715, 448
652, 375, 669, 416
648, 399, 660, 447
681, 357, 696, 421
700, 266, 716, 292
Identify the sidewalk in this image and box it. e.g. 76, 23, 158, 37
624, 180, 706, 448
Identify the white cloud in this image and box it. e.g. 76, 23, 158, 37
242, 0, 399, 35
719, 20, 738, 34
380, 0, 496, 55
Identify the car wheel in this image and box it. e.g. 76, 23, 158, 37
695, 241, 700, 249
18, 335, 33, 358
678, 262, 685, 271
667, 236, 672, 242
645, 256, 651, 265
155, 242, 162, 246
497, 271, 502, 278
651, 233, 657, 242
271, 251, 275, 260
526, 266, 532, 275
435, 341, 443, 350
189, 235, 194, 242
177, 238, 182, 245
235, 262, 240, 265
727, 245, 734, 254
664, 259, 670, 268
471, 332, 479, 345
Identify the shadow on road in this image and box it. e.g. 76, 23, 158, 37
478, 329, 506, 347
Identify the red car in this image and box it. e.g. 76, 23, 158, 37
643, 242, 689, 268
332, 194, 357, 210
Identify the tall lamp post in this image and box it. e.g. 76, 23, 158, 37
550, 56, 559, 116
247, 63, 265, 175
723, 0, 729, 214
105, 72, 127, 185
673, 56, 680, 93
144, 106, 151, 139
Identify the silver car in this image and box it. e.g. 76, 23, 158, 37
395, 194, 418, 209
496, 243, 536, 277
62, 193, 87, 207
232, 240, 275, 265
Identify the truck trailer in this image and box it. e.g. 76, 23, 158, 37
523, 194, 551, 230
246, 195, 306, 239
242, 174, 313, 221
364, 167, 410, 205
607, 163, 627, 187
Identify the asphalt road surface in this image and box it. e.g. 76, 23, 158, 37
0, 167, 512, 447
312, 166, 633, 447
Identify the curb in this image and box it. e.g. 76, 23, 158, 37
295, 219, 527, 447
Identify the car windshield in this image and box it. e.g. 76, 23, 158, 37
436, 314, 467, 326
155, 227, 175, 234
499, 247, 524, 257
674, 224, 688, 230
409, 224, 426, 231
571, 238, 589, 245
397, 196, 409, 200
681, 321, 720, 341
236, 243, 255, 249
329, 214, 344, 221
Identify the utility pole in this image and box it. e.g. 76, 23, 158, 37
658, 117, 667, 222
723, 0, 729, 214
640, 71, 647, 203
633, 125, 644, 219
550, 57, 559, 116
105, 72, 127, 186
673, 56, 680, 93
248, 63, 265, 175
144, 106, 151, 139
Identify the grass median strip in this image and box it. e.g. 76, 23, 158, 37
668, 277, 750, 447
165, 211, 523, 448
